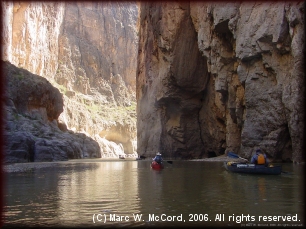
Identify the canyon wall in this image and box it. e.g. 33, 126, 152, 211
2, 1, 139, 160
137, 2, 305, 162
3, 61, 100, 163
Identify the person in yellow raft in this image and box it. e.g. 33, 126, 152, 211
250, 148, 269, 166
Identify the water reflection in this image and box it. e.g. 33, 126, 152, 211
56, 161, 140, 227
3, 160, 304, 227
220, 164, 304, 219
256, 177, 267, 202
3, 166, 61, 226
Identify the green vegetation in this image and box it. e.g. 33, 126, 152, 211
107, 103, 137, 123
125, 101, 136, 111
13, 112, 19, 121
84, 102, 137, 124
14, 71, 24, 80
50, 80, 67, 95
57, 84, 68, 94
85, 103, 100, 113
76, 75, 83, 84
48, 79, 137, 125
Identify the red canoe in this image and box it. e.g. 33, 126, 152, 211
151, 161, 164, 170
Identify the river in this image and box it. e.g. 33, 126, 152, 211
2, 159, 304, 227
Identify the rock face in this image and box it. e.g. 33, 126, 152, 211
2, 1, 139, 159
137, 2, 305, 162
3, 61, 100, 163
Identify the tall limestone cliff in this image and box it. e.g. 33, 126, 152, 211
2, 1, 139, 161
137, 2, 305, 163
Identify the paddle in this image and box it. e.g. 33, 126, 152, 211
227, 152, 249, 162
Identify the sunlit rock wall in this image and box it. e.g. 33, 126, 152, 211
2, 1, 139, 159
137, 2, 304, 162
2, 2, 64, 78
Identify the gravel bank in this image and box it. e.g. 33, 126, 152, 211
190, 154, 248, 163
2, 162, 61, 173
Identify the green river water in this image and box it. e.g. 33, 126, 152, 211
2, 159, 304, 228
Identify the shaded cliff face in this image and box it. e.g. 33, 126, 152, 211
137, 2, 305, 162
3, 61, 100, 163
2, 2, 139, 158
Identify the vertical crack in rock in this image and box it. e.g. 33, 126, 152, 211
137, 1, 304, 162
137, 2, 209, 159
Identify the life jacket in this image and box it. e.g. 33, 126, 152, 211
154, 155, 162, 163
257, 153, 265, 165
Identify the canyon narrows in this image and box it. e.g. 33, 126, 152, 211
2, 1, 305, 163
